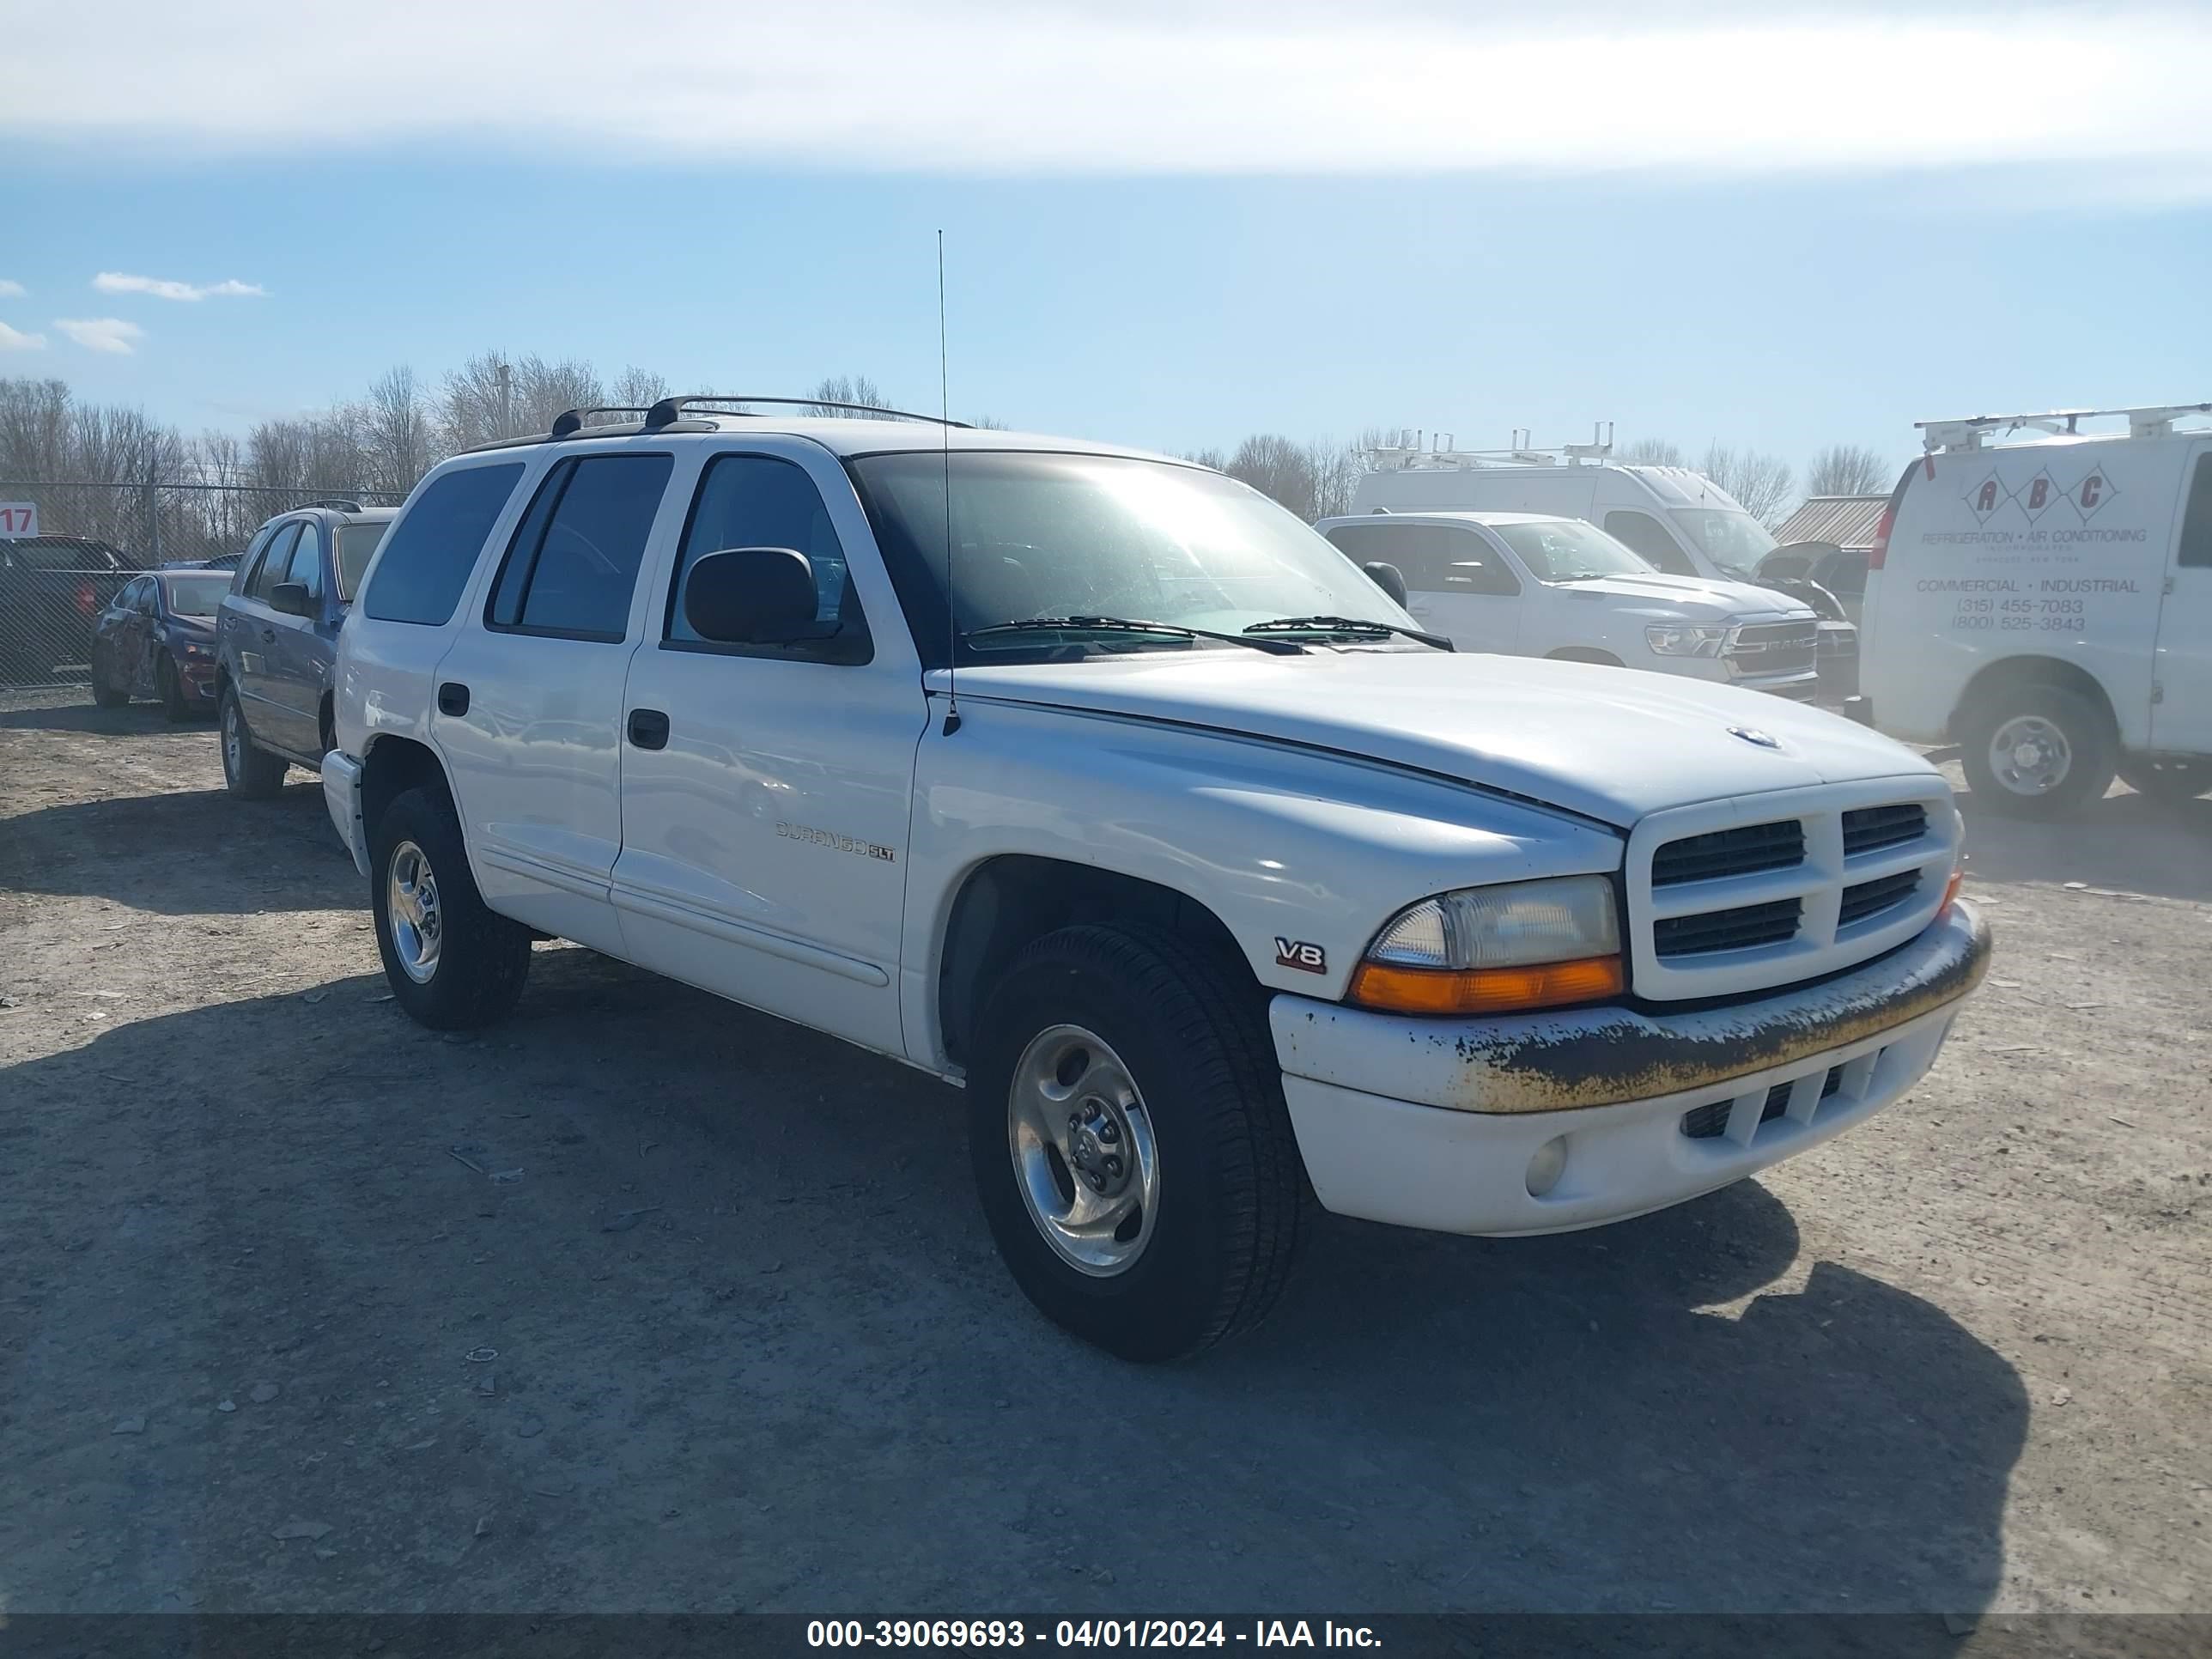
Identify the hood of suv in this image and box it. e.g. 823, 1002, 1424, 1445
1550, 572, 1813, 623
952, 651, 1932, 828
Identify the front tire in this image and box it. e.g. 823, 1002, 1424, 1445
219, 687, 287, 799
370, 785, 531, 1030
1959, 684, 2117, 819
2119, 757, 2212, 804
968, 925, 1310, 1362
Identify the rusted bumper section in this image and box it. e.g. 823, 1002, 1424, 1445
1270, 899, 1991, 1116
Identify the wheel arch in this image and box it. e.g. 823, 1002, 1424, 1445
1948, 655, 2118, 744
359, 732, 453, 846
934, 854, 1253, 1071
1547, 647, 1625, 667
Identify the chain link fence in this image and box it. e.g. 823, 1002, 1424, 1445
0, 478, 404, 695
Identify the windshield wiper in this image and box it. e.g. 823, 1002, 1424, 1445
963, 615, 1304, 655
1243, 615, 1454, 651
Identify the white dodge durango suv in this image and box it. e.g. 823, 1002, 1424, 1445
321, 397, 1990, 1360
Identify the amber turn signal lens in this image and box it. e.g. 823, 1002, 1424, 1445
1346, 954, 1626, 1016
1939, 868, 1964, 915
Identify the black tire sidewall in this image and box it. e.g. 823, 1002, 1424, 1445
1960, 685, 2116, 817
220, 689, 283, 797
968, 928, 1278, 1361
158, 654, 191, 722
368, 785, 528, 1030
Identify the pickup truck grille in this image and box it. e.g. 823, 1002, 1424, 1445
1724, 620, 1817, 677
1626, 781, 1960, 1001
1650, 819, 1805, 887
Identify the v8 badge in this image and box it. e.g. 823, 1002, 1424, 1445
1273, 937, 1327, 974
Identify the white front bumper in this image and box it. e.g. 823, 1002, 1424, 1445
1272, 901, 1989, 1238
320, 750, 370, 877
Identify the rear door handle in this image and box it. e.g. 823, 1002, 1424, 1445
628, 708, 670, 750
437, 681, 471, 717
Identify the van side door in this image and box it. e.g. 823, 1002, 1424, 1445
428, 449, 677, 954
2151, 446, 2212, 755
611, 445, 927, 1058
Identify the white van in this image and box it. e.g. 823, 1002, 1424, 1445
1857, 403, 2212, 815
1352, 444, 1858, 694
1316, 511, 1820, 700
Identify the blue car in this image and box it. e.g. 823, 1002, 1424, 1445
217, 501, 396, 798
89, 568, 234, 720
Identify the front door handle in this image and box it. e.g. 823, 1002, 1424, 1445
627, 708, 670, 750
437, 681, 471, 717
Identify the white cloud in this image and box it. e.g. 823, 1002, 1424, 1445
1, 2, 2209, 187
0, 321, 46, 350
54, 317, 146, 355
0, 280, 25, 299
94, 271, 265, 301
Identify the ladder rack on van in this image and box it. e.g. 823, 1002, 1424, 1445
1917, 403, 2212, 453
1366, 422, 1614, 471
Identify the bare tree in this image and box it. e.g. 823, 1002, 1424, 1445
1620, 437, 1686, 466
1804, 442, 1893, 497
438, 352, 606, 447
1218, 434, 1362, 521
1696, 443, 1796, 528
1179, 447, 1230, 471
352, 366, 433, 495
611, 365, 670, 411
806, 374, 895, 418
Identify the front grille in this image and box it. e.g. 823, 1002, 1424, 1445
1842, 803, 1927, 857
1839, 869, 1920, 928
1654, 896, 1802, 957
1650, 819, 1805, 886
1725, 621, 1818, 676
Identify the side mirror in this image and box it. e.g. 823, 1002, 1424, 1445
1363, 561, 1408, 607
270, 581, 314, 617
684, 547, 817, 644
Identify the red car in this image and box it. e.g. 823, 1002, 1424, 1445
88, 568, 233, 720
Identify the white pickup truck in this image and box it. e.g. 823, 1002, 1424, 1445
322, 398, 1991, 1360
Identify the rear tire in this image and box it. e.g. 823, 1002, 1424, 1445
967, 924, 1310, 1362
370, 785, 531, 1030
1958, 684, 2117, 819
219, 687, 287, 799
90, 652, 130, 708
157, 653, 193, 723
2119, 757, 2212, 804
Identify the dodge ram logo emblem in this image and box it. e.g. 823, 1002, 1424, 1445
1729, 726, 1780, 749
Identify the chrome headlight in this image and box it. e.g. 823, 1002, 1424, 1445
1644, 623, 1729, 658
1352, 876, 1623, 1015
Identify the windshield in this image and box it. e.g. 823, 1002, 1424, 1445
334, 521, 391, 600
161, 574, 231, 616
1674, 507, 1778, 577
1490, 519, 1654, 582
848, 451, 1416, 665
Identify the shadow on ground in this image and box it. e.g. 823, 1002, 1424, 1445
1956, 785, 2212, 903
1, 960, 2027, 1616
2, 783, 347, 913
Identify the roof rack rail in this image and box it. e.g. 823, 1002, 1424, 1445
1917, 403, 2212, 453
641, 394, 970, 431
299, 497, 366, 514
1364, 421, 1615, 472
547, 404, 660, 440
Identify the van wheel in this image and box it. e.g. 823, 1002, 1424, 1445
219, 688, 288, 799
967, 924, 1310, 1362
1959, 684, 2117, 818
370, 785, 531, 1030
2119, 757, 2212, 804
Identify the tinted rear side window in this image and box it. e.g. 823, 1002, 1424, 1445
363, 464, 526, 626
485, 453, 672, 641
2179, 455, 2212, 569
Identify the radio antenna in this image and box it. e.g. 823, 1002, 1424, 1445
938, 229, 961, 736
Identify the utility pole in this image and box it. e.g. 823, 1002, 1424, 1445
144, 452, 161, 565
495, 360, 513, 440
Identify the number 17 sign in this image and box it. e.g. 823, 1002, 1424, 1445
0, 502, 37, 538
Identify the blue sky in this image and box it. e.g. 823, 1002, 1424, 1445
4, 2, 2209, 471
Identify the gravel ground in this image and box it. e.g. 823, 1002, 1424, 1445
1, 689, 2207, 1632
